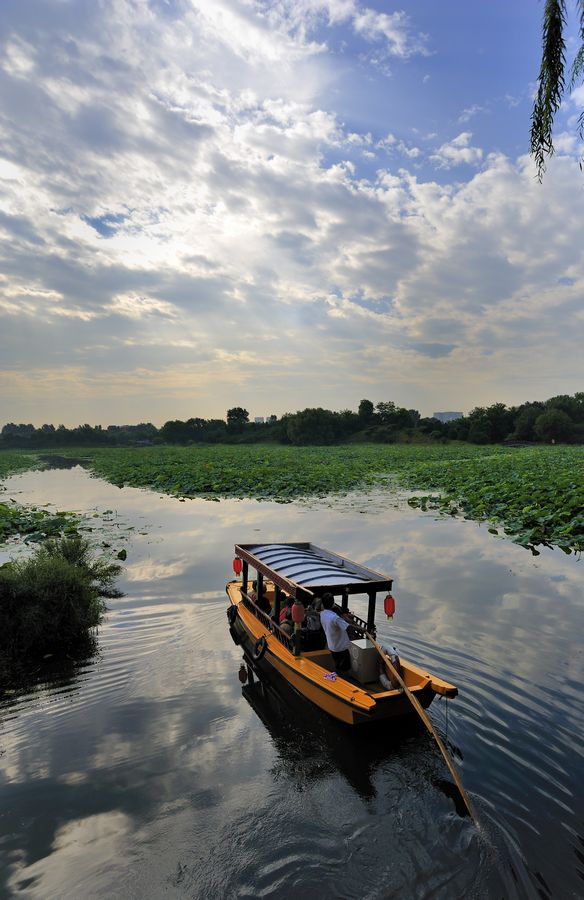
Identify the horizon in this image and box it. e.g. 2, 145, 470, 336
1, 1, 583, 426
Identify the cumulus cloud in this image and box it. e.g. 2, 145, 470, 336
430, 132, 484, 168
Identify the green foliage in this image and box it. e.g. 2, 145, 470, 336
531, 0, 584, 179
0, 535, 122, 661
286, 408, 338, 445
226, 407, 249, 433
0, 501, 80, 544
534, 408, 574, 441
0, 450, 38, 479
358, 399, 375, 422
1, 422, 157, 449
160, 417, 226, 443
50, 443, 584, 553
403, 446, 583, 553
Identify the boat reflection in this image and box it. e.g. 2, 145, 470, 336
239, 653, 430, 802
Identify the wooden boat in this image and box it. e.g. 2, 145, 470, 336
226, 542, 457, 727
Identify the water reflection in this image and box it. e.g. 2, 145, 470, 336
0, 466, 582, 898
239, 660, 428, 802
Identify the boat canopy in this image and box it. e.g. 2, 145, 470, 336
235, 542, 392, 601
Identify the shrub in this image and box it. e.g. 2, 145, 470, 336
0, 535, 122, 661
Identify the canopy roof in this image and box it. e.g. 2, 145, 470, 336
235, 542, 392, 600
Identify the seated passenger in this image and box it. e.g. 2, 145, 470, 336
250, 580, 271, 615
379, 645, 402, 690
279, 595, 294, 624
304, 603, 321, 631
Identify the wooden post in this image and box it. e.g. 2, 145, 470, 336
274, 585, 282, 622
242, 561, 248, 595
341, 590, 349, 613
293, 625, 302, 656
257, 571, 263, 601
366, 591, 376, 632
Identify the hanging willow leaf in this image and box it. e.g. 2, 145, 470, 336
531, 1, 584, 179
531, 0, 567, 181
569, 1, 584, 140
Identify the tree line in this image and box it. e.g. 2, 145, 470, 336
2, 393, 583, 448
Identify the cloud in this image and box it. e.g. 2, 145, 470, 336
263, 1, 429, 60
430, 132, 483, 168
352, 8, 428, 59
458, 104, 485, 124
570, 83, 584, 108
0, 2, 583, 424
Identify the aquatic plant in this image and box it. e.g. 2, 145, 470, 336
2, 444, 583, 553
0, 535, 122, 663
0, 451, 82, 544
50, 443, 584, 553
0, 450, 38, 480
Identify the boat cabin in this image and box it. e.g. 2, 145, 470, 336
234, 542, 393, 654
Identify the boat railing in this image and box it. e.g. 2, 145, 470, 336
240, 592, 295, 653
349, 611, 368, 631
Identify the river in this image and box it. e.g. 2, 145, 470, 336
0, 465, 582, 899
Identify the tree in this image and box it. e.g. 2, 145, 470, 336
534, 408, 574, 441
226, 407, 249, 433
358, 399, 375, 422
375, 401, 396, 424
531, 0, 584, 180
286, 408, 337, 445
513, 404, 543, 441
160, 419, 191, 443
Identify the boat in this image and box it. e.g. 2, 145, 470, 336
226, 542, 457, 727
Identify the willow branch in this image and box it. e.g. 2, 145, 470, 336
530, 0, 567, 180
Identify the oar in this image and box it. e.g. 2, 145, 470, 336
366, 631, 477, 823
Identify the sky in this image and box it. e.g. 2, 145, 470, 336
1, 0, 583, 427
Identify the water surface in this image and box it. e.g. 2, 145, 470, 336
1, 467, 583, 899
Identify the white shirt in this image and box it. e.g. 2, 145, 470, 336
320, 609, 351, 652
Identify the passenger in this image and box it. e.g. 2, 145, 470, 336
304, 603, 321, 632
256, 591, 271, 616
280, 621, 293, 638
312, 596, 324, 613
320, 592, 352, 674
279, 595, 294, 624
249, 580, 271, 616
379, 645, 402, 690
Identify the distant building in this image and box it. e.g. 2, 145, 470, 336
433, 411, 464, 423
254, 417, 265, 424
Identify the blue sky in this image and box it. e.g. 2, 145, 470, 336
0, 0, 583, 425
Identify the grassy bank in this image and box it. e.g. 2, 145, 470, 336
41, 443, 584, 553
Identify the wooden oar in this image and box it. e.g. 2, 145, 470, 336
366, 631, 477, 823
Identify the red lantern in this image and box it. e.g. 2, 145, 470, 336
291, 599, 305, 624
233, 558, 242, 576
384, 593, 396, 619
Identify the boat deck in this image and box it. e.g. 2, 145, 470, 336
302, 648, 432, 697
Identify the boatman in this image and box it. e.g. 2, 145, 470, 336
320, 593, 353, 674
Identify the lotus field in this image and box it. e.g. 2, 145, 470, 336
18, 443, 580, 554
